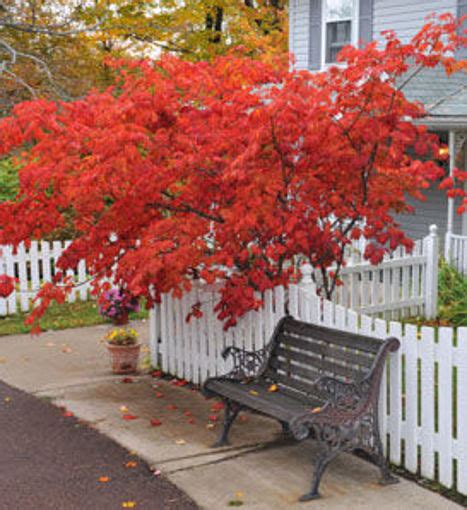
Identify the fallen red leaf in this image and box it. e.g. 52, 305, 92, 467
211, 402, 224, 412
150, 418, 162, 427
188, 418, 195, 424
208, 415, 219, 422
125, 461, 137, 468
122, 414, 138, 421
183, 410, 192, 417
171, 379, 189, 387
151, 370, 162, 378
155, 392, 163, 398
62, 411, 74, 418
166, 404, 177, 411
122, 377, 133, 384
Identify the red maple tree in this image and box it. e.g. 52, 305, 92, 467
0, 14, 465, 331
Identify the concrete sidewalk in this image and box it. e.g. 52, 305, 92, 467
0, 322, 461, 510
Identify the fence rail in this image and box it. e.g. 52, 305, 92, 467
150, 283, 467, 496
0, 240, 90, 316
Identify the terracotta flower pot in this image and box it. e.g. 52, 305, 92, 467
106, 343, 141, 374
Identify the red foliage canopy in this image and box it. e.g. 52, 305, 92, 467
0, 14, 465, 330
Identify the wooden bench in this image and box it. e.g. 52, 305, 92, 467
202, 315, 400, 501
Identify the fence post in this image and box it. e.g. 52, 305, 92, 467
149, 303, 161, 368
300, 263, 316, 295
424, 225, 439, 319
444, 230, 452, 262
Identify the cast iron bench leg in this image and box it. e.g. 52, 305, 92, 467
281, 421, 291, 436
212, 399, 241, 448
372, 413, 399, 485
299, 448, 339, 502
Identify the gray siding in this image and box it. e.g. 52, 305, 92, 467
396, 186, 462, 242
289, 0, 310, 70
373, 0, 457, 44
290, 0, 461, 70
458, 0, 467, 60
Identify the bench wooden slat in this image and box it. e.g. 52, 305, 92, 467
283, 319, 382, 354
279, 333, 374, 369
272, 347, 367, 382
264, 366, 321, 396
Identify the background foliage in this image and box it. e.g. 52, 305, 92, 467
438, 258, 467, 327
0, 0, 288, 116
0, 158, 19, 202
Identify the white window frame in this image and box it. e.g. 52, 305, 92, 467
320, 0, 359, 69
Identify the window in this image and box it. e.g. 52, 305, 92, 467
324, 0, 355, 64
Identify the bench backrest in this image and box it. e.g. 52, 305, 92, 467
263, 316, 385, 398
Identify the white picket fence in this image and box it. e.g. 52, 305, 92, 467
149, 283, 467, 496
0, 226, 441, 320
446, 232, 467, 275
314, 225, 439, 320
0, 240, 90, 315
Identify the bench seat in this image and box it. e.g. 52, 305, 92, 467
204, 379, 323, 423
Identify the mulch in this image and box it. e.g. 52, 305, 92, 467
0, 380, 198, 510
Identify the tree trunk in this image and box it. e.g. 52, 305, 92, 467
206, 6, 224, 44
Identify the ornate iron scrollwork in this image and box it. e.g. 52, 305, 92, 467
221, 346, 269, 380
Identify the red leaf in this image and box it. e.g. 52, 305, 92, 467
122, 414, 138, 421
122, 377, 133, 384
150, 418, 162, 427
211, 402, 224, 412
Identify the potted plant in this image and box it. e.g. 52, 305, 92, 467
99, 288, 140, 325
105, 327, 141, 374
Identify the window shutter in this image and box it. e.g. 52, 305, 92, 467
309, 0, 322, 70
458, 0, 467, 60
358, 0, 373, 47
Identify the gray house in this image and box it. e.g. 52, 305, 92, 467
289, 0, 467, 269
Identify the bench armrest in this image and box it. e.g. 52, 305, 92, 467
290, 378, 370, 441
221, 345, 269, 381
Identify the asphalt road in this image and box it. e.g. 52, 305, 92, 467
0, 380, 198, 510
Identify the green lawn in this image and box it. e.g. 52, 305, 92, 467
0, 300, 149, 336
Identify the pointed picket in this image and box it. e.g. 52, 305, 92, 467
404, 324, 418, 474
30, 241, 40, 293
160, 295, 169, 373
375, 318, 388, 455
0, 251, 7, 316
457, 328, 467, 494
437, 327, 454, 488
388, 321, 402, 466
41, 241, 52, 283
17, 243, 29, 312
4, 246, 16, 314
